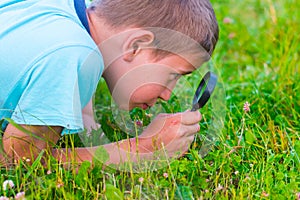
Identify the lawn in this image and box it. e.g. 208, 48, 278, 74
1, 0, 299, 199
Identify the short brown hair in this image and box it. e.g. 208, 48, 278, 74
90, 0, 219, 57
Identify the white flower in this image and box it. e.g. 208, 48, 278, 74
0, 196, 10, 200
262, 191, 269, 197
3, 179, 14, 190
215, 184, 223, 192
223, 17, 233, 24
243, 101, 251, 112
145, 113, 153, 118
56, 182, 64, 188
296, 192, 300, 200
163, 173, 168, 178
135, 120, 143, 127
15, 191, 26, 200
138, 177, 144, 183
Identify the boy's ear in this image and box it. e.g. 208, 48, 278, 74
122, 29, 154, 62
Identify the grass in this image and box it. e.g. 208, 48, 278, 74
1, 0, 299, 199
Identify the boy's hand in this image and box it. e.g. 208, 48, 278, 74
82, 99, 100, 134
82, 112, 101, 134
137, 110, 201, 158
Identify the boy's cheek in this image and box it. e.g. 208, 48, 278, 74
113, 84, 161, 105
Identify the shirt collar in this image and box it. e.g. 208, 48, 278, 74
74, 0, 90, 34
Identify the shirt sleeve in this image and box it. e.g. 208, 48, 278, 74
11, 45, 103, 133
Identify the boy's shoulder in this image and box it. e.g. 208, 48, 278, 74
0, 0, 99, 71
0, 0, 95, 49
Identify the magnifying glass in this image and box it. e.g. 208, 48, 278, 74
191, 71, 217, 111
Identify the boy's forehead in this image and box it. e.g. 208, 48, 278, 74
98, 27, 210, 69
147, 27, 211, 65
163, 51, 209, 72
151, 53, 204, 75
179, 51, 209, 69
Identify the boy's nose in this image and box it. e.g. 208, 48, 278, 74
159, 88, 172, 101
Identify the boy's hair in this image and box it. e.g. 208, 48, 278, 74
90, 0, 219, 59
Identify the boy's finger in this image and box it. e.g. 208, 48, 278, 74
181, 110, 202, 125
177, 123, 200, 137
182, 123, 200, 137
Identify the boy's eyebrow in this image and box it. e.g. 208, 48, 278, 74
181, 71, 193, 75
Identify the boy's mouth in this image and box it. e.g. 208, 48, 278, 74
135, 102, 155, 110
141, 103, 155, 110
142, 103, 149, 110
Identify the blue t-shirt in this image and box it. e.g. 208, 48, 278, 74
0, 0, 104, 133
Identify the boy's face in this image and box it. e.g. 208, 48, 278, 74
94, 26, 207, 111
103, 52, 197, 110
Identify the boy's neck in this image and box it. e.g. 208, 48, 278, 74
86, 10, 113, 45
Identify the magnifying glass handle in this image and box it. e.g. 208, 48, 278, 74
191, 104, 199, 111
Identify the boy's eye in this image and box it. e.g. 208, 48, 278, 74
170, 73, 181, 80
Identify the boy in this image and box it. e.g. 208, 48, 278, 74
0, 0, 218, 166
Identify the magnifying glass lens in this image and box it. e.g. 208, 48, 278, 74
198, 83, 207, 100
191, 72, 217, 111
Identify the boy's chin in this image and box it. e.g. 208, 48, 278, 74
116, 102, 150, 111
117, 105, 131, 111
116, 103, 136, 111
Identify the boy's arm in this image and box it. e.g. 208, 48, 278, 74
0, 123, 138, 166
54, 110, 202, 166
1, 122, 136, 166
1, 124, 62, 165
1, 124, 149, 167
82, 99, 100, 132
0, 124, 143, 166
2, 110, 200, 167
52, 138, 149, 166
